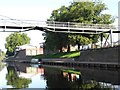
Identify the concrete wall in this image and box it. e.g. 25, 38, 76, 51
79, 46, 120, 63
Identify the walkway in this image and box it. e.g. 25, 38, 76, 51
0, 16, 119, 34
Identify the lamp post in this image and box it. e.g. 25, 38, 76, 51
118, 1, 120, 45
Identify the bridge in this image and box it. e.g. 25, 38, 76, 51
0, 15, 119, 34
0, 15, 120, 47
2, 16, 120, 69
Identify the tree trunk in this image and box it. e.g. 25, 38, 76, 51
59, 47, 63, 53
67, 44, 70, 52
78, 43, 80, 50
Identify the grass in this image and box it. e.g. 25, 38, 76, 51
32, 51, 80, 59
62, 69, 81, 75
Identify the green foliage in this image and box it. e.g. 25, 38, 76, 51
0, 50, 5, 61
6, 66, 31, 88
68, 34, 93, 45
62, 69, 81, 75
61, 51, 80, 58
49, 1, 114, 23
44, 32, 68, 52
33, 51, 80, 59
0, 62, 6, 71
44, 0, 114, 52
5, 32, 30, 56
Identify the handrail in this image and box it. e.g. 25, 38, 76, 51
80, 39, 120, 51
0, 18, 117, 29
47, 21, 116, 29
0, 18, 118, 33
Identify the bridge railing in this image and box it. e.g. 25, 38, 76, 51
80, 39, 120, 51
46, 21, 116, 29
0, 18, 117, 30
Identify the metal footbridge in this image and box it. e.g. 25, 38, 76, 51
0, 15, 119, 34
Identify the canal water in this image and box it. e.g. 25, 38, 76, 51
0, 61, 120, 89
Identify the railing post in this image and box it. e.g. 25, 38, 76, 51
53, 21, 55, 31
100, 33, 103, 48
20, 26, 23, 32
118, 1, 120, 45
4, 25, 6, 32
4, 20, 6, 32
68, 22, 70, 32
110, 29, 113, 47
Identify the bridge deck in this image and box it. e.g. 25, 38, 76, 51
0, 19, 118, 34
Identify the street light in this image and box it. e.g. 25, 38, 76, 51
118, 1, 120, 45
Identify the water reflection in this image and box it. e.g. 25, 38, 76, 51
0, 61, 6, 71
44, 66, 118, 90
0, 62, 119, 89
6, 64, 31, 88
5, 62, 45, 89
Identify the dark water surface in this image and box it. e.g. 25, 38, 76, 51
0, 61, 120, 89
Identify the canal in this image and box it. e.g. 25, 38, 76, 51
0, 61, 120, 89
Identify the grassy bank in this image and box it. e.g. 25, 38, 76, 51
32, 51, 80, 59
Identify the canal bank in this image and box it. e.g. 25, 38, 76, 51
79, 45, 120, 63
5, 57, 120, 69
5, 56, 32, 63
42, 59, 120, 68
42, 45, 120, 68
5, 46, 120, 68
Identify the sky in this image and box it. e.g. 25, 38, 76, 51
0, 0, 119, 52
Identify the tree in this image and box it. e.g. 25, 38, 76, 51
0, 49, 5, 61
44, 0, 114, 52
5, 32, 30, 56
6, 66, 31, 88
43, 32, 69, 52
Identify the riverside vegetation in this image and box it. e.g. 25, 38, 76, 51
33, 51, 80, 60
0, 50, 5, 61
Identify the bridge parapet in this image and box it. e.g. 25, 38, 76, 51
0, 16, 118, 33
0, 17, 116, 29
47, 21, 116, 29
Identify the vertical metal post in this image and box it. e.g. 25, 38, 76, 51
4, 25, 6, 32
118, 1, 120, 45
68, 22, 70, 32
20, 26, 23, 32
110, 29, 113, 47
53, 21, 55, 31
4, 21, 6, 32
100, 33, 103, 48
118, 1, 120, 64
19, 22, 23, 32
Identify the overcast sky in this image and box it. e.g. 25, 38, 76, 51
0, 0, 119, 52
